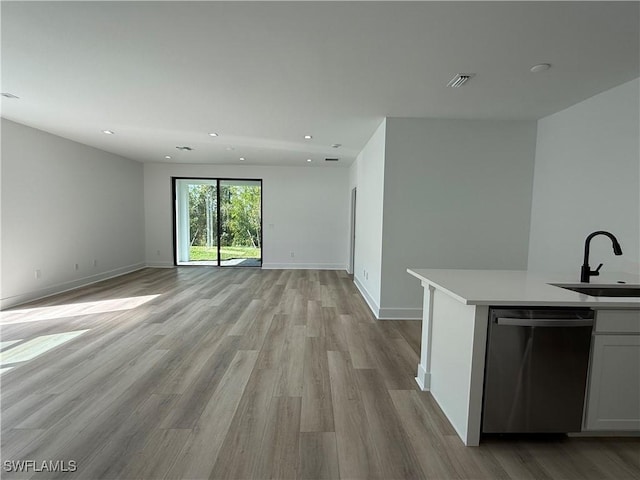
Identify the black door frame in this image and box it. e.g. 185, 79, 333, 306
171, 176, 263, 267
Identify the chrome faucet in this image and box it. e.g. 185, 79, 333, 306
581, 231, 623, 283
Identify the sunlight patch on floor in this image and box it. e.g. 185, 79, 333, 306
0, 330, 89, 365
0, 295, 160, 325
0, 339, 23, 350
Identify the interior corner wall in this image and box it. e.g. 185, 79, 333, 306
143, 163, 349, 270
1, 119, 145, 308
351, 119, 386, 315
528, 78, 640, 276
379, 118, 537, 318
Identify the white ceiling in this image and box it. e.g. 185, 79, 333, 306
2, 1, 638, 167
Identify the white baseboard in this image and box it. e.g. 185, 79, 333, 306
261, 263, 347, 270
416, 364, 430, 391
377, 307, 423, 320
145, 261, 175, 268
352, 277, 422, 320
353, 276, 380, 318
1, 263, 146, 310
146, 262, 348, 270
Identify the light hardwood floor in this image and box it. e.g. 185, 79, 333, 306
1, 267, 638, 480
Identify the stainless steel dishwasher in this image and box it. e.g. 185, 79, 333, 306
482, 307, 594, 434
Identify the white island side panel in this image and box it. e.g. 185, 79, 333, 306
430, 289, 487, 446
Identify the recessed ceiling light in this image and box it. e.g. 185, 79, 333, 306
306, 158, 312, 162
447, 73, 475, 88
1, 93, 19, 99
226, 147, 235, 151
102, 130, 115, 135
165, 155, 172, 159
176, 146, 193, 151
530, 63, 551, 73
304, 135, 313, 140
239, 157, 245, 161
331, 144, 342, 148
208, 132, 218, 137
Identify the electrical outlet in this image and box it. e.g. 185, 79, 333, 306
93, 259, 98, 267
156, 250, 161, 256
74, 263, 79, 271
290, 251, 295, 258
34, 269, 41, 280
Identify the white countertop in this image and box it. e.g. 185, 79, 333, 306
407, 269, 640, 308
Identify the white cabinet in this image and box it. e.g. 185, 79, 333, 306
584, 310, 640, 431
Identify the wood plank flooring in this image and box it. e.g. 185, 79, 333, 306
1, 267, 638, 479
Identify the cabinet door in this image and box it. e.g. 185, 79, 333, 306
585, 335, 640, 431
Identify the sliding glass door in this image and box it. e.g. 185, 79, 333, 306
219, 180, 262, 266
174, 178, 262, 267
175, 179, 218, 264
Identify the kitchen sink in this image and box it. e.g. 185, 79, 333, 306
553, 285, 640, 297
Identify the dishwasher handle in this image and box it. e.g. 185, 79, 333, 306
495, 317, 594, 327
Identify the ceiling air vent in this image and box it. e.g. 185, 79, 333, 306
447, 73, 475, 88
325, 158, 339, 162
176, 146, 193, 151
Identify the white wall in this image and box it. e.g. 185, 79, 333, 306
528, 78, 640, 277
350, 120, 387, 315
379, 118, 538, 318
143, 163, 349, 269
347, 162, 358, 275
1, 119, 145, 308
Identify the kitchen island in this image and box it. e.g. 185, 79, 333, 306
407, 268, 640, 446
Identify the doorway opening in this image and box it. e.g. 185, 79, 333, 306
173, 178, 262, 267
